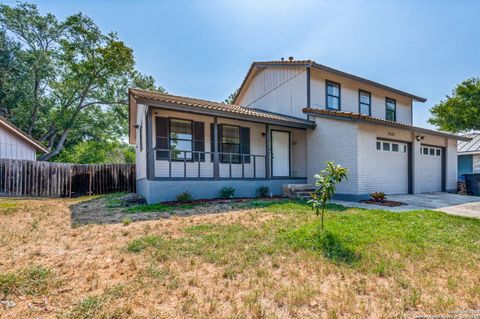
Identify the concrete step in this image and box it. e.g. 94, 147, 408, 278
294, 191, 316, 197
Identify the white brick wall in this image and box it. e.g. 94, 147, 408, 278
445, 138, 458, 191
306, 117, 359, 194
308, 118, 460, 196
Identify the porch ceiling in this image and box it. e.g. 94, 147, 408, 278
129, 88, 315, 144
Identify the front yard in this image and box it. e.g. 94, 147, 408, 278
0, 195, 479, 318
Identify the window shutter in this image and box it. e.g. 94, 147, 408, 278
193, 121, 205, 162
210, 123, 221, 162
155, 117, 169, 160
240, 127, 250, 163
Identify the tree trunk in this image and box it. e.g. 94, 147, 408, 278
38, 128, 69, 161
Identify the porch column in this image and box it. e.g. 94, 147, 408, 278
265, 124, 271, 179
146, 107, 155, 180
213, 116, 220, 179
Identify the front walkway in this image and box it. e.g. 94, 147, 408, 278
333, 192, 480, 218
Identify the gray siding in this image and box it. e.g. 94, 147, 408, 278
235, 67, 308, 119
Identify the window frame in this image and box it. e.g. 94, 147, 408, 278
169, 118, 194, 161
326, 80, 341, 110
385, 97, 396, 122
358, 89, 371, 116
220, 124, 241, 164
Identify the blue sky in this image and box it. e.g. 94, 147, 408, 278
3, 0, 480, 128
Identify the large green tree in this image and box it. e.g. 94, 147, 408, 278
0, 3, 165, 162
429, 77, 480, 133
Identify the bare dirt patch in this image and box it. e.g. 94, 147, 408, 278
70, 193, 286, 226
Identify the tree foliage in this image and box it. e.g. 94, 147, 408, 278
54, 140, 135, 164
0, 2, 165, 162
223, 88, 239, 104
308, 162, 348, 230
428, 77, 480, 133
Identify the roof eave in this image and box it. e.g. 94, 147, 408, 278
134, 97, 316, 129
303, 108, 469, 141
0, 118, 48, 153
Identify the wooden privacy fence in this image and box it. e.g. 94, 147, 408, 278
0, 159, 136, 198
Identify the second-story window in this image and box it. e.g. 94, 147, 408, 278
386, 98, 396, 121
359, 90, 371, 115
326, 81, 340, 110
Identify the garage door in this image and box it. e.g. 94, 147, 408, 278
419, 146, 443, 193
374, 140, 409, 194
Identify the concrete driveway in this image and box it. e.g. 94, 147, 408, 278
333, 193, 480, 218
388, 193, 480, 218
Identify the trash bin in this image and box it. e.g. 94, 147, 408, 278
463, 173, 480, 196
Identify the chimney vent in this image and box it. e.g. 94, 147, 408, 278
288, 56, 294, 61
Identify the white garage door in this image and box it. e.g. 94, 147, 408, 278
374, 140, 409, 194
419, 146, 443, 193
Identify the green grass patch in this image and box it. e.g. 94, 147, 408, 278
126, 200, 480, 276
0, 265, 54, 297
0, 202, 20, 215
67, 284, 129, 319
103, 192, 128, 209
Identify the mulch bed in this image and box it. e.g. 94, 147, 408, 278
360, 200, 406, 207
161, 196, 285, 206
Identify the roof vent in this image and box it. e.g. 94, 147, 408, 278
288, 56, 294, 61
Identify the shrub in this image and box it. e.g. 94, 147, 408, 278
122, 217, 131, 226
309, 162, 348, 230
256, 186, 269, 197
175, 191, 193, 203
370, 192, 386, 202
219, 186, 235, 199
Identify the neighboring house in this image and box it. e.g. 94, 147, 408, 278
0, 117, 48, 160
458, 133, 480, 177
129, 59, 468, 203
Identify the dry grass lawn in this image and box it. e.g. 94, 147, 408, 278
0, 195, 479, 319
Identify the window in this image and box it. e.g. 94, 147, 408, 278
423, 147, 428, 155
376, 141, 381, 150
169, 119, 193, 160
221, 125, 240, 163
386, 98, 396, 122
359, 90, 371, 115
392, 143, 399, 152
383, 142, 390, 151
404, 145, 407, 153
326, 81, 340, 110
436, 149, 441, 156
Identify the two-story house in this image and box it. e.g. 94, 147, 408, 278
129, 59, 468, 203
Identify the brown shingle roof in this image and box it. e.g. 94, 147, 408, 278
233, 60, 426, 104
302, 108, 469, 141
129, 88, 316, 128
458, 133, 480, 154
0, 117, 48, 153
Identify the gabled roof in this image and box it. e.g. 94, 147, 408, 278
458, 133, 480, 154
0, 117, 48, 153
234, 60, 427, 104
302, 108, 469, 141
128, 88, 316, 144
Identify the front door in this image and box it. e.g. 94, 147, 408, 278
271, 130, 290, 177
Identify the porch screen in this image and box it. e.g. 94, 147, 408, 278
155, 117, 169, 160
209, 124, 250, 164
